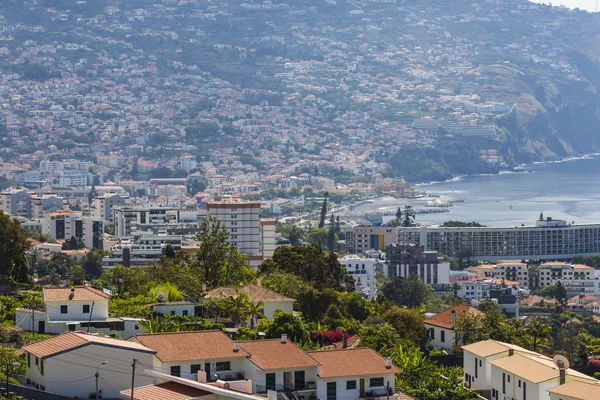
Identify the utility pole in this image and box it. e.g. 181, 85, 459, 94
130, 359, 137, 400
95, 361, 107, 399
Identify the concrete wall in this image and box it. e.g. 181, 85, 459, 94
152, 304, 195, 317
243, 361, 318, 394
156, 357, 246, 381
262, 301, 294, 320
45, 300, 109, 321
316, 374, 395, 400
426, 325, 455, 354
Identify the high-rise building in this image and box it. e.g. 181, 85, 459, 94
207, 196, 261, 257
42, 210, 104, 249
345, 225, 397, 254
384, 244, 450, 286
339, 254, 379, 300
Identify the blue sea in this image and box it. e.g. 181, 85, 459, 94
412, 156, 600, 227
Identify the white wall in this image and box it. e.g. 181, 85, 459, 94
426, 325, 455, 354
27, 344, 155, 399
463, 350, 509, 391
490, 365, 542, 400
242, 360, 318, 394
262, 301, 294, 320
45, 300, 109, 321
316, 374, 395, 400
156, 357, 246, 381
152, 304, 195, 317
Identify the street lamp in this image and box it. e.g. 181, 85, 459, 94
95, 361, 108, 399
6, 361, 20, 399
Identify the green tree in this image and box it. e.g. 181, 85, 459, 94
381, 275, 433, 308
327, 214, 336, 252
385, 307, 430, 349
149, 283, 184, 302
247, 301, 265, 329
318, 195, 327, 228
82, 249, 105, 280
555, 281, 568, 308
358, 323, 400, 352
93, 265, 150, 298
402, 205, 415, 227
396, 207, 402, 220
454, 313, 484, 346
524, 317, 551, 352
225, 293, 251, 325
451, 282, 462, 299
0, 212, 31, 283
322, 303, 346, 329
260, 272, 311, 299
264, 309, 309, 343
306, 227, 328, 248
192, 217, 255, 289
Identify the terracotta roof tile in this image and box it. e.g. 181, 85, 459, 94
240, 339, 320, 370
424, 304, 483, 330
121, 382, 211, 400
204, 285, 294, 302
547, 380, 600, 400
308, 348, 400, 378
134, 331, 249, 363
43, 286, 109, 302
23, 331, 154, 359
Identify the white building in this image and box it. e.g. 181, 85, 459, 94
339, 255, 378, 300
59, 170, 90, 186
148, 302, 196, 317
548, 380, 599, 400
91, 192, 126, 222
0, 187, 31, 217
41, 210, 104, 249
15, 286, 144, 338
30, 192, 64, 218
113, 206, 188, 237
260, 219, 276, 260
424, 304, 484, 355
22, 331, 155, 398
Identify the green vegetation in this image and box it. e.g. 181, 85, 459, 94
442, 221, 486, 227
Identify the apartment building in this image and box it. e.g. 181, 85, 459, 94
113, 205, 200, 237
538, 262, 594, 289
30, 192, 65, 218
384, 244, 450, 286
338, 254, 379, 300
0, 187, 31, 217
345, 225, 397, 254
91, 192, 126, 222
397, 216, 600, 261
41, 210, 104, 249
102, 234, 184, 268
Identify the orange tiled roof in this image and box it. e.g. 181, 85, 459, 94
120, 382, 211, 400
43, 286, 109, 302
308, 348, 401, 378
23, 331, 154, 359
424, 304, 483, 330
134, 331, 249, 363
240, 339, 320, 370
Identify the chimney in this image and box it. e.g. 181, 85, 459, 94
508, 349, 514, 357
342, 334, 348, 349
281, 334, 288, 344
451, 309, 456, 329
484, 334, 490, 340
385, 358, 392, 369
234, 342, 240, 352
69, 288, 75, 300
559, 369, 566, 385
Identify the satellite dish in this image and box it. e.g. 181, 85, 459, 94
157, 291, 167, 303
553, 355, 570, 371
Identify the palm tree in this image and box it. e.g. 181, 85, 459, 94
451, 282, 462, 299
225, 293, 251, 325
247, 301, 265, 329
139, 317, 178, 333
525, 317, 551, 352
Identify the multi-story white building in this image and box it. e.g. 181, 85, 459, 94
42, 210, 104, 249
538, 262, 594, 288
0, 187, 31, 217
339, 255, 378, 300
384, 244, 451, 286
58, 170, 89, 186
397, 216, 600, 261
91, 192, 126, 222
113, 206, 188, 237
102, 234, 184, 268
260, 219, 276, 260
30, 192, 65, 219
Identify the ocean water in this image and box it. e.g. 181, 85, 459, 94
409, 156, 600, 227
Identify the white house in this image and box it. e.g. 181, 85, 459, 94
489, 352, 598, 400
15, 286, 144, 338
22, 331, 156, 398
204, 284, 294, 322
462, 339, 538, 391
240, 336, 320, 397
148, 302, 196, 317
548, 380, 600, 400
308, 348, 400, 399
133, 330, 250, 382
424, 304, 483, 355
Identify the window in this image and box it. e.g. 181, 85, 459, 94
215, 361, 231, 371
27, 353, 30, 368
191, 365, 201, 374
60, 305, 68, 314
518, 380, 521, 388
346, 380, 357, 390
40, 360, 44, 376
441, 330, 445, 343
370, 378, 384, 387
266, 373, 276, 390
171, 366, 181, 377
83, 304, 90, 313
327, 382, 337, 400
294, 371, 305, 389
523, 382, 526, 400
502, 372, 505, 394
183, 310, 188, 317
35, 357, 38, 366
507, 375, 510, 383
475, 358, 478, 378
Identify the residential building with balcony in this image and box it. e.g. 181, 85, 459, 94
41, 210, 104, 249
384, 244, 450, 286
0, 187, 31, 217
339, 254, 378, 300
91, 192, 126, 222
207, 196, 261, 256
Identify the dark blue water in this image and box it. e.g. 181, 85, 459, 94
414, 156, 600, 226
